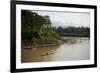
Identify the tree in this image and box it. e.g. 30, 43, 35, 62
21, 10, 59, 43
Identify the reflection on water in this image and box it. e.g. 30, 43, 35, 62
21, 37, 90, 63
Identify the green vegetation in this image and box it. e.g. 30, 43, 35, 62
21, 10, 59, 44
55, 26, 90, 37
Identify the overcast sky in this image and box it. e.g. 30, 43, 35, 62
32, 10, 90, 28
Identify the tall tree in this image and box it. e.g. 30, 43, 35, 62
21, 10, 59, 43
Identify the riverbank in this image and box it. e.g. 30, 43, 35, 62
22, 39, 63, 50
22, 37, 89, 50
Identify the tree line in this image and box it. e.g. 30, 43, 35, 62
53, 26, 90, 37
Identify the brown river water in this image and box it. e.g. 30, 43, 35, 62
21, 37, 90, 63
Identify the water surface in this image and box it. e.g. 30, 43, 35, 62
21, 37, 90, 63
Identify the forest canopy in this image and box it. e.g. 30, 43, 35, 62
21, 10, 59, 43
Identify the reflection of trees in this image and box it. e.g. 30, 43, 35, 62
55, 26, 90, 37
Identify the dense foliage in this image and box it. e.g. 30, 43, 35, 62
21, 10, 59, 43
54, 26, 90, 37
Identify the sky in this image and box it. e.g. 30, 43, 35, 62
32, 10, 90, 28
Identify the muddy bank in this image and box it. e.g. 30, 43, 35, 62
22, 40, 62, 50
22, 37, 83, 50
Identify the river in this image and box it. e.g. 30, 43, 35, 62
21, 37, 90, 63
